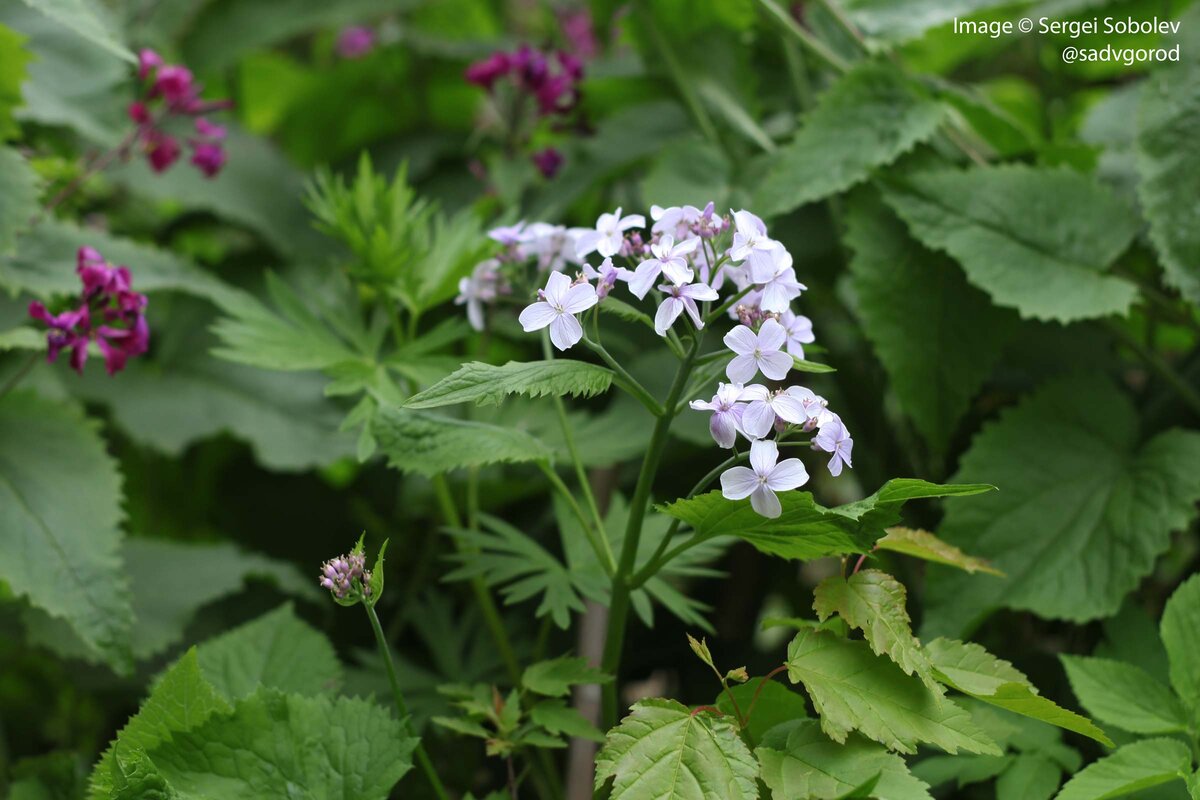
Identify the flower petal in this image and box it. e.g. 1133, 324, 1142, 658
758, 350, 793, 381
770, 393, 808, 425
549, 313, 583, 351
723, 324, 759, 356
518, 302, 557, 332
711, 410, 738, 449
720, 466, 759, 500
757, 318, 787, 351
740, 402, 775, 439
766, 458, 809, 491
749, 439, 778, 474
628, 262, 660, 300
654, 297, 683, 335
561, 282, 599, 314
750, 485, 782, 518
725, 354, 759, 384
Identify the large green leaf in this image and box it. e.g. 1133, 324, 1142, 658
757, 720, 933, 800
405, 360, 614, 409
815, 569, 941, 693
16, 0, 132, 61
595, 698, 759, 800
715, 680, 808, 744
925, 638, 1111, 746
0, 391, 132, 671
1136, 11, 1200, 305
0, 25, 32, 140
132, 690, 416, 799
785, 629, 999, 755
996, 754, 1062, 800
1060, 654, 1187, 735
881, 166, 1139, 322
89, 649, 231, 800
192, 604, 342, 701
1162, 574, 1200, 710
876, 527, 1002, 576
826, 0, 1016, 42
754, 63, 945, 217
659, 480, 994, 560
0, 147, 39, 255
923, 374, 1200, 635
371, 405, 552, 476
1055, 739, 1192, 800
845, 192, 1017, 450
522, 656, 612, 697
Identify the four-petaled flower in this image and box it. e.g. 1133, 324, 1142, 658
629, 234, 700, 298
518, 271, 598, 350
582, 257, 630, 299
814, 414, 854, 477
654, 281, 718, 335
574, 208, 645, 260
456, 259, 503, 331
689, 382, 746, 448
723, 318, 792, 383
780, 310, 814, 358
738, 384, 810, 439
720, 439, 809, 518
728, 209, 781, 279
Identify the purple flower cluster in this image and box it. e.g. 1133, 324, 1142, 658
318, 551, 373, 601
27, 247, 150, 375
336, 26, 376, 59
128, 49, 230, 177
460, 201, 853, 517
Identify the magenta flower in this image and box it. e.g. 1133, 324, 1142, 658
190, 141, 226, 177
724, 318, 792, 383
654, 281, 718, 335
137, 49, 162, 79
152, 65, 197, 109
129, 49, 231, 178
144, 130, 181, 172
720, 440, 809, 518
532, 147, 564, 178
336, 26, 376, 59
518, 271, 597, 351
27, 302, 89, 373
689, 383, 746, 448
465, 52, 512, 89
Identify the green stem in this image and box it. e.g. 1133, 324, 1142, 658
582, 336, 664, 416
537, 461, 616, 577
599, 337, 702, 727
432, 474, 523, 686
636, 6, 724, 155
364, 604, 450, 800
0, 352, 37, 399
1107, 320, 1200, 418
754, 0, 850, 73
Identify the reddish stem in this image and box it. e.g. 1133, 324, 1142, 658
689, 704, 722, 718
850, 552, 868, 575
743, 664, 788, 727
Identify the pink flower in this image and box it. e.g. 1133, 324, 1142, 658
336, 26, 376, 59
720, 439, 809, 518
127, 101, 151, 124
518, 271, 598, 351
629, 234, 700, 298
144, 130, 181, 172
28, 302, 89, 373
465, 52, 512, 89
153, 65, 197, 108
137, 49, 162, 80
194, 117, 227, 140
189, 141, 226, 177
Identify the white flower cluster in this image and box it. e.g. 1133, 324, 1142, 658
457, 203, 853, 517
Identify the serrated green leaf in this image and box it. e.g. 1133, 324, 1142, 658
405, 360, 614, 409
1060, 655, 1188, 735
755, 63, 945, 217
996, 754, 1061, 800
142, 689, 416, 799
924, 374, 1200, 635
89, 649, 231, 800
715, 680, 808, 744
1056, 739, 1192, 800
814, 570, 941, 694
845, 191, 1017, 450
366, 538, 386, 608
530, 699, 605, 742
925, 638, 1111, 746
0, 147, 39, 255
595, 698, 759, 800
785, 629, 999, 755
371, 404, 552, 476
757, 719, 933, 800
193, 604, 342, 701
0, 391, 132, 672
522, 656, 611, 697
881, 166, 1139, 322
444, 515, 585, 630
877, 528, 1002, 576
1136, 13, 1200, 305
1162, 574, 1200, 710
659, 480, 994, 560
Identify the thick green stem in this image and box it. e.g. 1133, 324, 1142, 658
599, 338, 702, 726
365, 604, 450, 800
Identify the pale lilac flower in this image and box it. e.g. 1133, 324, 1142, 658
650, 204, 703, 238
524, 223, 579, 272
785, 386, 828, 424
488, 221, 527, 247
629, 234, 699, 298
720, 439, 809, 518
574, 208, 645, 259
814, 414, 854, 477
689, 382, 746, 448
728, 209, 781, 278
582, 257, 631, 299
780, 311, 814, 357
654, 281, 718, 335
724, 318, 792, 383
456, 259, 501, 330
752, 246, 806, 313
319, 551, 372, 600
739, 384, 811, 439
518, 271, 598, 350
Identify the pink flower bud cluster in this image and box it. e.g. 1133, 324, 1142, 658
128, 49, 231, 178
27, 247, 150, 375
319, 551, 373, 601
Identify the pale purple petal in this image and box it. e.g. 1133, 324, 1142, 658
683, 283, 719, 302
618, 214, 645, 231
690, 399, 717, 411
741, 402, 776, 439
549, 313, 583, 350
519, 302, 557, 332
739, 384, 770, 402
661, 259, 694, 286
750, 485, 782, 518
757, 318, 787, 352
720, 466, 760, 500
544, 271, 572, 305
654, 297, 683, 335
827, 452, 844, 477
770, 394, 808, 425
758, 350, 792, 381
711, 410, 738, 448
575, 229, 604, 259
723, 325, 759, 356
749, 439, 778, 475
766, 458, 809, 491
561, 282, 599, 314
628, 262, 661, 300
726, 353, 759, 383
